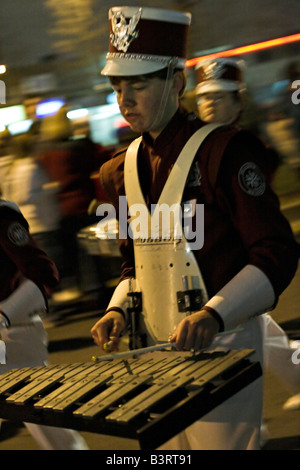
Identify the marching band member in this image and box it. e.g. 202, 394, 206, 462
0, 199, 88, 449
195, 57, 300, 413
91, 6, 299, 449
195, 57, 245, 126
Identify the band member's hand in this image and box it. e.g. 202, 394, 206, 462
91, 310, 125, 352
169, 309, 220, 351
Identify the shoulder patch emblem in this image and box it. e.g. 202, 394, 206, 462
238, 162, 266, 196
7, 222, 29, 246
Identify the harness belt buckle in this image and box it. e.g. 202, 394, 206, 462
176, 288, 204, 313
127, 290, 146, 350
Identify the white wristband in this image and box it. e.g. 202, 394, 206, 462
0, 279, 47, 326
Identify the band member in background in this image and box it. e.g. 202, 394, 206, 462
91, 6, 299, 450
195, 57, 280, 182
195, 57, 300, 414
0, 199, 88, 449
196, 57, 245, 125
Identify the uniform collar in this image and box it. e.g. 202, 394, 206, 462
142, 105, 191, 151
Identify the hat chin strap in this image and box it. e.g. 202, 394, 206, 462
145, 60, 177, 134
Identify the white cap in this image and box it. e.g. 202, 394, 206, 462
195, 58, 245, 94
101, 6, 191, 76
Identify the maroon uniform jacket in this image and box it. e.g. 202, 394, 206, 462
100, 106, 299, 303
0, 202, 59, 302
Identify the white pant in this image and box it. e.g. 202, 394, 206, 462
0, 321, 89, 450
24, 423, 89, 450
159, 374, 263, 450
263, 315, 300, 394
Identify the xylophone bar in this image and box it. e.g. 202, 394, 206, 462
0, 349, 262, 449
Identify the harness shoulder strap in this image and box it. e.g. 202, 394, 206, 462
158, 123, 223, 207
124, 123, 223, 210
124, 136, 143, 208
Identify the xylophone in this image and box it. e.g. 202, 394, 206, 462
0, 348, 261, 449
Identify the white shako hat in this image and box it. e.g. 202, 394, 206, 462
101, 6, 191, 76
195, 57, 245, 94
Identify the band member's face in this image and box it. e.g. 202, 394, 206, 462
197, 91, 241, 125
111, 76, 176, 138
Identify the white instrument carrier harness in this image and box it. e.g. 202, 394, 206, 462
124, 123, 221, 344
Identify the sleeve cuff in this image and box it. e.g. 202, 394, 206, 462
205, 265, 275, 330
106, 278, 133, 325
0, 279, 47, 326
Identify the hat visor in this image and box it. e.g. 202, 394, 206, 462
101, 56, 184, 76
196, 80, 239, 94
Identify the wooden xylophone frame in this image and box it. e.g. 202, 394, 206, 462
0, 348, 262, 449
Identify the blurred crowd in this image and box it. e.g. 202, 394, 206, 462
262, 62, 300, 177
0, 103, 112, 304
